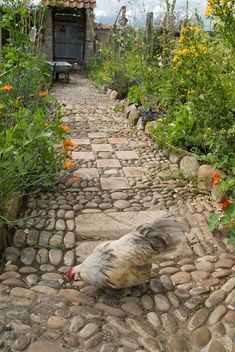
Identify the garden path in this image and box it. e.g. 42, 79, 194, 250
1, 75, 235, 352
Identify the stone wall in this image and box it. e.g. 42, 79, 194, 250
41, 8, 53, 60
95, 27, 112, 46
84, 13, 95, 66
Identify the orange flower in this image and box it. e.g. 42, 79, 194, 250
44, 122, 49, 128
63, 140, 74, 148
212, 172, 220, 186
135, 40, 142, 48
0, 84, 14, 92
71, 176, 79, 183
64, 161, 75, 169
61, 124, 71, 132
38, 90, 47, 97
221, 198, 229, 210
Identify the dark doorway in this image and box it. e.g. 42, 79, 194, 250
53, 9, 85, 64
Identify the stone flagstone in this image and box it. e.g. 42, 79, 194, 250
91, 144, 113, 152
72, 152, 95, 160
28, 340, 65, 352
75, 210, 169, 240
115, 150, 139, 159
123, 167, 144, 177
88, 132, 107, 138
108, 137, 129, 144
74, 168, 99, 178
100, 177, 129, 190
97, 159, 121, 168
72, 138, 90, 145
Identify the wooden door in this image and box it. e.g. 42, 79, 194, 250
54, 21, 84, 62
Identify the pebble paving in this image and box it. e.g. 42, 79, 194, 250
1, 75, 235, 352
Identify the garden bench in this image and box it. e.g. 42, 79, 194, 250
46, 61, 73, 83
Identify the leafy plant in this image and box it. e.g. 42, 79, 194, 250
208, 163, 235, 243
127, 85, 145, 106
0, 0, 65, 225
205, 0, 235, 49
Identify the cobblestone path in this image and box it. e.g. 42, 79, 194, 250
1, 75, 235, 352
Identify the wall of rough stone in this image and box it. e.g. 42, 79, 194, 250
84, 12, 95, 67
41, 8, 53, 60
95, 28, 112, 46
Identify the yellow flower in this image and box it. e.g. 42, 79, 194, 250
172, 55, 179, 63
192, 44, 209, 55
205, 5, 212, 16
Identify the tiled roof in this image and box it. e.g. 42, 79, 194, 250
43, 0, 96, 9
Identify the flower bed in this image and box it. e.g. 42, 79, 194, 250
0, 1, 68, 255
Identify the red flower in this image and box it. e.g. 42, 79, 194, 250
221, 198, 229, 210
212, 172, 220, 186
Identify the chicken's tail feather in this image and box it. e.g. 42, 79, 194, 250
134, 216, 188, 252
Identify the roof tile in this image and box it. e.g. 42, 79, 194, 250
43, 0, 96, 9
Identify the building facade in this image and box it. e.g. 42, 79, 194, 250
42, 0, 96, 66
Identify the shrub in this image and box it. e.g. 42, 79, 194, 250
152, 24, 235, 166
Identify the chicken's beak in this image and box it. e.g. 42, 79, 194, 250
74, 272, 81, 281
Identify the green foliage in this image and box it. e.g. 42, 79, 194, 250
205, 0, 235, 49
0, 1, 64, 223
1, 0, 46, 53
90, 7, 234, 169
88, 48, 115, 88
89, 27, 146, 97
208, 163, 235, 243
127, 85, 146, 106
113, 102, 125, 112
152, 25, 235, 166
0, 107, 64, 210
1, 50, 51, 113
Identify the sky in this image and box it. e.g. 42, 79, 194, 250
94, 0, 209, 27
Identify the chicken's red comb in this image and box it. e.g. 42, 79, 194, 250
66, 266, 74, 281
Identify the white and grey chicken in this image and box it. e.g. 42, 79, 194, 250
67, 214, 188, 289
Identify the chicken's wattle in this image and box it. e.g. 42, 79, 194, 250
66, 266, 74, 281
